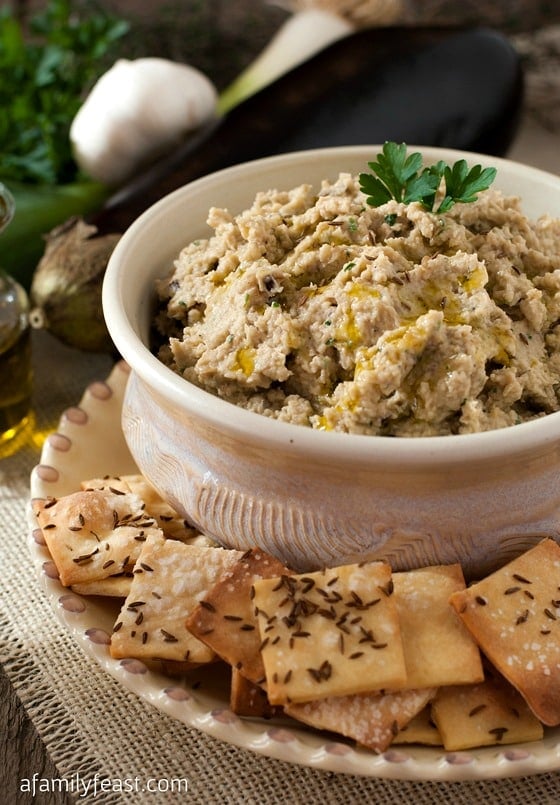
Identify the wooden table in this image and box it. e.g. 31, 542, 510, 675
1, 665, 72, 805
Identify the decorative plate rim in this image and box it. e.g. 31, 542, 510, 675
27, 361, 560, 781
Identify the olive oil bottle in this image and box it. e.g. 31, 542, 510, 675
0, 269, 33, 457
1, 183, 33, 458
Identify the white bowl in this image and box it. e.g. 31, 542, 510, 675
103, 145, 560, 578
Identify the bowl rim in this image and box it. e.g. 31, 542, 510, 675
103, 144, 560, 467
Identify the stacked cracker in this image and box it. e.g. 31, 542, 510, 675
33, 475, 234, 670
185, 552, 543, 752
34, 477, 560, 754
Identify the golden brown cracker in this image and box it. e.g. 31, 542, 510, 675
71, 574, 133, 598
253, 562, 406, 705
230, 668, 281, 719
431, 669, 544, 751
286, 687, 436, 754
393, 705, 442, 746
33, 489, 163, 586
393, 564, 483, 689
186, 549, 290, 685
81, 474, 213, 544
449, 538, 560, 726
110, 536, 242, 665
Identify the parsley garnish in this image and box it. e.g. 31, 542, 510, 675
0, 0, 128, 185
359, 141, 497, 214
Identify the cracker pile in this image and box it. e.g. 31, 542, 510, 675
33, 474, 560, 755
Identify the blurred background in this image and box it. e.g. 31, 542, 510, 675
9, 0, 560, 171
76, 0, 560, 170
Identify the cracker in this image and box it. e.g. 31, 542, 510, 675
81, 474, 215, 545
110, 536, 242, 665
449, 538, 560, 726
431, 668, 544, 751
33, 489, 163, 586
71, 574, 133, 598
230, 668, 281, 719
80, 475, 131, 494
393, 705, 442, 746
252, 562, 406, 705
285, 687, 436, 754
393, 564, 483, 688
186, 549, 290, 685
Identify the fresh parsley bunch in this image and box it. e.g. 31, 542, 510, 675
359, 141, 497, 214
0, 0, 129, 185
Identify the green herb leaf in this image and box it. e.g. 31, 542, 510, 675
359, 142, 497, 213
402, 164, 442, 208
359, 142, 423, 205
438, 161, 498, 212
0, 0, 129, 186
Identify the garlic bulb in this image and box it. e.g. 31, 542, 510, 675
70, 58, 218, 186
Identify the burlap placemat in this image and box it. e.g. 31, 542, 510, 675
2, 341, 560, 803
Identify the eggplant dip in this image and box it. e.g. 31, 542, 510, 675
154, 171, 560, 437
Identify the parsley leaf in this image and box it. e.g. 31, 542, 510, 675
359, 142, 497, 214
437, 160, 498, 212
0, 0, 129, 185
359, 142, 423, 205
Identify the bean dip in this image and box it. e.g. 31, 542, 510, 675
154, 173, 560, 436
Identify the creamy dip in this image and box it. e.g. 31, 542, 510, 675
154, 173, 560, 436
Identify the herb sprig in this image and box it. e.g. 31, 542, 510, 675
359, 141, 497, 214
0, 0, 129, 185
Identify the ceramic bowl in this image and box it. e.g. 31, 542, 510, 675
102, 145, 560, 578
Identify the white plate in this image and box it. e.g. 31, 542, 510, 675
28, 362, 560, 781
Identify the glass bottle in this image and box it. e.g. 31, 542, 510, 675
0, 183, 33, 458
0, 270, 33, 457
